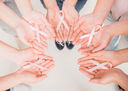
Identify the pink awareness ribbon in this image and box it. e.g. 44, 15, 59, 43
23, 57, 48, 70
86, 60, 112, 73
30, 25, 48, 43
56, 11, 69, 32
80, 25, 102, 46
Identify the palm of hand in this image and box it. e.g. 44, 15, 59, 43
16, 20, 36, 46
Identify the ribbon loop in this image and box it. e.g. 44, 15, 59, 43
56, 11, 69, 32
86, 60, 112, 73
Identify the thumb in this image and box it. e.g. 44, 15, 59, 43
36, 74, 47, 81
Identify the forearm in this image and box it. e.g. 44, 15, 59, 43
93, 0, 115, 23
107, 20, 128, 37
117, 48, 128, 63
116, 74, 128, 91
43, 0, 57, 9
14, 0, 33, 18
0, 2, 21, 29
0, 41, 18, 63
0, 73, 22, 91
64, 0, 78, 6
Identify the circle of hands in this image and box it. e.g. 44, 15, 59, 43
15, 4, 121, 85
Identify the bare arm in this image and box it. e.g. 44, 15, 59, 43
0, 41, 18, 64
43, 0, 57, 9
0, 72, 22, 91
106, 20, 128, 37
93, 0, 115, 23
0, 2, 21, 29
64, 0, 78, 6
14, 0, 33, 18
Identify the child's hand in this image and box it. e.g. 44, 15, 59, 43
78, 50, 124, 67
89, 68, 126, 85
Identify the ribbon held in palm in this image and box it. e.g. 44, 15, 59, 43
30, 24, 48, 43
23, 57, 48, 70
86, 60, 112, 73
80, 25, 102, 46
56, 11, 69, 32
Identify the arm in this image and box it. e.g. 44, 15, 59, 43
0, 69, 47, 91
106, 20, 128, 37
89, 68, 128, 91
0, 41, 19, 64
43, 0, 57, 9
0, 72, 23, 91
93, 0, 115, 23
14, 0, 33, 18
117, 74, 128, 91
0, 2, 21, 29
64, 0, 78, 6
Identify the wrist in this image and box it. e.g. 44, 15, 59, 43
14, 72, 26, 84
117, 49, 128, 63
45, 0, 58, 9
63, 0, 77, 7
92, 13, 105, 25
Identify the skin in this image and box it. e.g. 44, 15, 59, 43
15, 0, 55, 39
0, 2, 53, 48
80, 68, 128, 91
44, 0, 78, 42
0, 40, 54, 67
0, 64, 55, 91
71, 0, 115, 47
78, 20, 128, 53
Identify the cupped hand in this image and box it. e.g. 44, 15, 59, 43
23, 10, 55, 40
89, 68, 127, 85
78, 50, 123, 67
62, 3, 79, 41
16, 19, 48, 51
71, 13, 103, 46
78, 25, 113, 55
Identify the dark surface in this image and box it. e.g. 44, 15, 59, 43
66, 41, 74, 50
55, 40, 65, 50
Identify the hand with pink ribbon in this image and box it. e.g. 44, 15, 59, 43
71, 14, 103, 47
16, 19, 50, 52
22, 55, 55, 76
78, 57, 112, 78
62, 2, 79, 41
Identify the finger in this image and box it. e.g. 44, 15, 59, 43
92, 42, 106, 52
71, 27, 81, 41
34, 40, 47, 50
79, 68, 94, 78
68, 26, 74, 41
73, 32, 83, 45
36, 74, 47, 80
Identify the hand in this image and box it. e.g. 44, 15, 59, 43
46, 5, 62, 41
71, 13, 103, 46
16, 68, 47, 84
78, 50, 124, 67
89, 68, 127, 85
22, 57, 55, 75
23, 10, 55, 40
14, 48, 52, 66
78, 25, 113, 55
62, 2, 79, 41
16, 19, 48, 51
